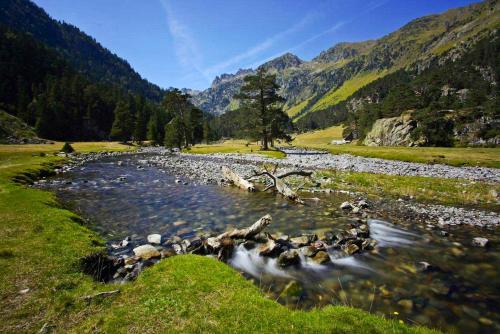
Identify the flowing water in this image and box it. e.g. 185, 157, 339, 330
42, 154, 499, 333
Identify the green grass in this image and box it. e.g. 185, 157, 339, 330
290, 137, 500, 168
293, 126, 345, 146
186, 140, 287, 158
0, 110, 38, 143
316, 170, 499, 210
306, 70, 387, 114
0, 142, 436, 333
286, 97, 314, 118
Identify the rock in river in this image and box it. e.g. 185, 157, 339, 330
147, 234, 162, 245
471, 237, 489, 247
277, 249, 300, 267
133, 244, 160, 260
340, 201, 353, 211
311, 251, 331, 264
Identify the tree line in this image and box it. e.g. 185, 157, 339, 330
0, 25, 211, 146
1, 24, 292, 148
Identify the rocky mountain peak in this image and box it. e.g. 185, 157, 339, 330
313, 41, 376, 64
212, 68, 254, 87
259, 52, 303, 71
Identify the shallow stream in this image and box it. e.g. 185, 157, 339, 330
42, 154, 499, 333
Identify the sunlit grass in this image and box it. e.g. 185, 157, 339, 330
317, 170, 499, 210
186, 140, 286, 158
292, 126, 345, 146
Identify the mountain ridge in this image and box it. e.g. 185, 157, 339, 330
191, 0, 499, 118
0, 0, 164, 101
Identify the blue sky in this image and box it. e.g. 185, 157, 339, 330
33, 0, 480, 90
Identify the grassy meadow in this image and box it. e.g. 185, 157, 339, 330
291, 127, 500, 168
0, 142, 434, 333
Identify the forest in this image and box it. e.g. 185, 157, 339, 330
295, 31, 500, 146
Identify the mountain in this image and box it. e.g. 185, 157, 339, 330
0, 0, 164, 102
192, 0, 499, 118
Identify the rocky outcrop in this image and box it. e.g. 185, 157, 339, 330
363, 116, 424, 147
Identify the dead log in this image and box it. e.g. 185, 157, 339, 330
250, 166, 311, 204
217, 214, 272, 239
222, 166, 255, 192
206, 214, 272, 252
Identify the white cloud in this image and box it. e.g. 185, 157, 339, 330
203, 13, 316, 77
160, 0, 210, 84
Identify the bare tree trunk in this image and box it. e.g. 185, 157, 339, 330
222, 166, 255, 191
217, 214, 272, 239
206, 214, 272, 251
249, 167, 310, 204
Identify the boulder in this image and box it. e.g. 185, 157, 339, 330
344, 243, 360, 255
132, 245, 160, 260
277, 250, 300, 267
258, 239, 280, 257
290, 234, 317, 247
363, 115, 425, 147
472, 237, 489, 247
147, 234, 162, 245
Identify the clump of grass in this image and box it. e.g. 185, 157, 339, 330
61, 142, 75, 153
317, 170, 500, 210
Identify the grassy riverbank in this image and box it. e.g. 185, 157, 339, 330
291, 127, 500, 168
0, 142, 435, 333
315, 170, 499, 211
186, 139, 286, 158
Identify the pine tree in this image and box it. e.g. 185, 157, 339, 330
147, 108, 166, 145
164, 116, 183, 149
134, 96, 149, 142
234, 68, 288, 150
110, 100, 133, 142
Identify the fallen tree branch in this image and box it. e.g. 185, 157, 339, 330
217, 214, 272, 239
251, 167, 305, 204
277, 170, 313, 179
222, 166, 255, 192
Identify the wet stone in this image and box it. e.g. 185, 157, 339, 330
132, 245, 160, 260
277, 249, 300, 267
471, 237, 489, 248
311, 251, 330, 264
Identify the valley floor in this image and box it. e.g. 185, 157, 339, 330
0, 142, 435, 333
289, 126, 500, 169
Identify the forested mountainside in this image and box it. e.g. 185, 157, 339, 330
298, 30, 500, 146
0, 0, 164, 102
191, 0, 499, 122
0, 24, 158, 141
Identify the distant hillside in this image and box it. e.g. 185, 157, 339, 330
297, 29, 499, 146
0, 110, 46, 144
0, 0, 164, 102
191, 0, 499, 119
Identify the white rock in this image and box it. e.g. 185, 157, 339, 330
147, 234, 162, 245
472, 237, 489, 247
340, 201, 353, 210
133, 244, 160, 260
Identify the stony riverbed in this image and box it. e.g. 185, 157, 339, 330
35, 149, 499, 333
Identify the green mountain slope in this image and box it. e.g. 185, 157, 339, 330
192, 0, 499, 120
0, 0, 164, 102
